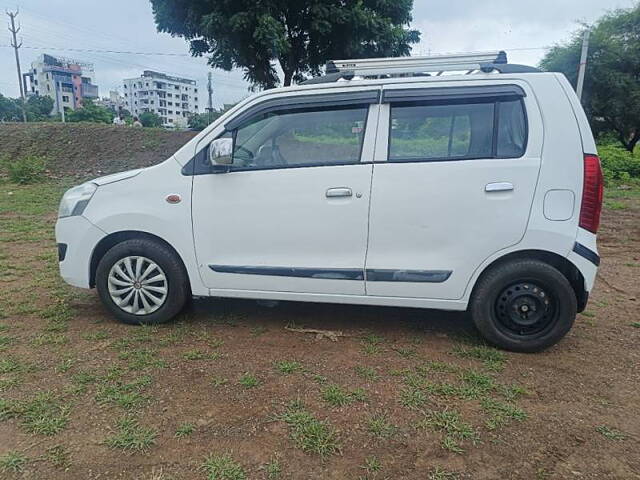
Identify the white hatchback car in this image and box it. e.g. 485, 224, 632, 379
55, 52, 603, 352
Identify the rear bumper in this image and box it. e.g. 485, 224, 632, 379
55, 215, 106, 289
572, 242, 600, 267
569, 228, 599, 293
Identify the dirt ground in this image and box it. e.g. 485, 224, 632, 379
0, 123, 197, 178
0, 179, 638, 480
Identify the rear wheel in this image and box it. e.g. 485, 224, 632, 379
96, 238, 189, 325
470, 259, 576, 352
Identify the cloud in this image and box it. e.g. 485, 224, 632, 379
0, 0, 636, 102
411, 0, 637, 66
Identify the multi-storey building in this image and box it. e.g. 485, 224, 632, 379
24, 54, 99, 115
123, 71, 200, 128
95, 90, 126, 114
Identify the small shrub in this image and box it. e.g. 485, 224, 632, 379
598, 143, 640, 181
202, 453, 246, 480
45, 445, 71, 469
321, 384, 366, 407
0, 451, 27, 473
238, 373, 259, 389
367, 412, 397, 439
595, 425, 626, 440
264, 457, 282, 479
481, 398, 527, 429
175, 422, 196, 438
3, 155, 47, 184
104, 416, 156, 451
279, 402, 340, 457
275, 360, 303, 374
4, 391, 70, 435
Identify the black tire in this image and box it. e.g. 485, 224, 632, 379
96, 238, 190, 325
470, 259, 576, 352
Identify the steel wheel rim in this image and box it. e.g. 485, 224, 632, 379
107, 256, 168, 315
494, 282, 556, 337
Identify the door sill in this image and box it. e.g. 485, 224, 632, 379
207, 288, 467, 311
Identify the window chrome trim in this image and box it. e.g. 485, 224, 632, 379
224, 90, 381, 131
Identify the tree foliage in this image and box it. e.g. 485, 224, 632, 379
187, 103, 237, 130
25, 95, 54, 121
150, 0, 420, 88
540, 5, 640, 152
139, 111, 163, 128
187, 112, 216, 131
66, 99, 114, 124
0, 94, 53, 122
0, 94, 21, 121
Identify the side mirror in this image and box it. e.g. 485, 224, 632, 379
208, 137, 233, 166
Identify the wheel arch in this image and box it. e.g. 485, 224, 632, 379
89, 230, 190, 291
469, 249, 588, 312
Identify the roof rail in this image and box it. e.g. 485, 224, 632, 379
301, 51, 540, 85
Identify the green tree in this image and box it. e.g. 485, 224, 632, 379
187, 112, 214, 130
540, 5, 640, 152
25, 95, 54, 121
150, 0, 420, 88
66, 99, 114, 124
0, 94, 21, 122
187, 103, 236, 130
139, 111, 163, 127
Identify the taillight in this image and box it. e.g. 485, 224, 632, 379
579, 154, 604, 233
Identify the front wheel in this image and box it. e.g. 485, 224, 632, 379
470, 259, 577, 352
96, 238, 189, 325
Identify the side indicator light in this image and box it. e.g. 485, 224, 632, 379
166, 194, 182, 204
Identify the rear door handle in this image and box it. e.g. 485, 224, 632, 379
485, 182, 514, 192
326, 187, 352, 198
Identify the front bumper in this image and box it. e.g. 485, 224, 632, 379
55, 215, 106, 289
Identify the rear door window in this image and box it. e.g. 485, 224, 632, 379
388, 97, 526, 161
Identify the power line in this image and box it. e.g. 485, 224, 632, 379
0, 5, 250, 106
1, 44, 194, 57
1, 43, 552, 57
0, 43, 249, 90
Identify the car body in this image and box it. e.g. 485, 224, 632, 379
55, 59, 603, 351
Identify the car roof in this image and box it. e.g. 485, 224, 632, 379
263, 71, 557, 97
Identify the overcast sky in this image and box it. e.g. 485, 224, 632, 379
0, 0, 636, 109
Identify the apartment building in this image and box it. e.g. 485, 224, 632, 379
24, 54, 99, 115
95, 90, 126, 114
123, 71, 200, 128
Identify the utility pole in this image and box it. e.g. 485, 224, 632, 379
206, 71, 213, 125
576, 29, 590, 103
6, 9, 27, 122
56, 81, 65, 123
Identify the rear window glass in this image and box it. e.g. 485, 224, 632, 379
389, 102, 494, 161
389, 98, 526, 161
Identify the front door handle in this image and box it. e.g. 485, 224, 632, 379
326, 187, 352, 198
485, 182, 514, 192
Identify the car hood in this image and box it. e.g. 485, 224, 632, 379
91, 168, 144, 186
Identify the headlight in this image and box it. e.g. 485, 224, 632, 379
58, 182, 98, 218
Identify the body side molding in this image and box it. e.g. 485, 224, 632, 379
209, 265, 452, 283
